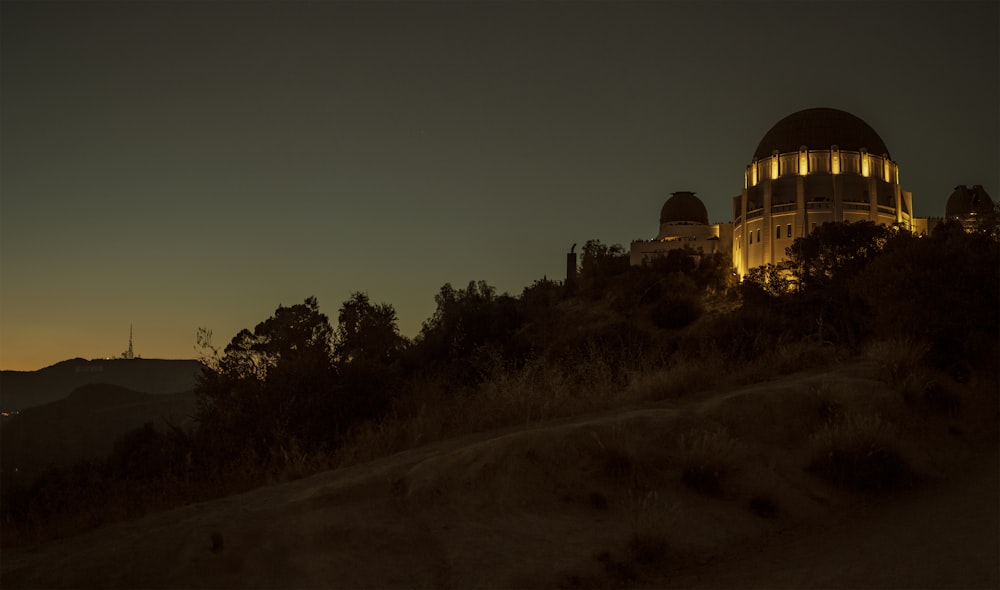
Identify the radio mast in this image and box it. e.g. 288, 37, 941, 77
122, 324, 135, 359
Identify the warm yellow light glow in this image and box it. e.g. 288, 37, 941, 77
751, 162, 758, 186
798, 148, 808, 175
770, 155, 779, 179
883, 158, 891, 182
861, 150, 870, 177
831, 149, 840, 174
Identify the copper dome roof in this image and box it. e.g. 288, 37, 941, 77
753, 108, 890, 161
945, 185, 994, 219
660, 191, 709, 225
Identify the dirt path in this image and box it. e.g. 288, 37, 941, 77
657, 448, 999, 589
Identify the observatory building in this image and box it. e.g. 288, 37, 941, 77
631, 107, 947, 277
628, 191, 731, 265
732, 107, 912, 277
945, 185, 994, 230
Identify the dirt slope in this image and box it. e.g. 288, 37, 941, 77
2, 362, 996, 589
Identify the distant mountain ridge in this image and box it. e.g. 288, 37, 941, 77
1, 383, 198, 483
0, 358, 204, 412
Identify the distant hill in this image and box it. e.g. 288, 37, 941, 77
0, 383, 198, 484
0, 358, 204, 412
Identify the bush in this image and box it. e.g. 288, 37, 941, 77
628, 531, 670, 566
678, 427, 737, 495
649, 294, 703, 330
808, 412, 912, 491
748, 494, 778, 518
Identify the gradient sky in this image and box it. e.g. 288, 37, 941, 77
1, 1, 997, 371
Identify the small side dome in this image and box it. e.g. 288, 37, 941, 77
945, 185, 994, 219
660, 191, 709, 225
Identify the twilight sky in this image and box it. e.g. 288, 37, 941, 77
1, 1, 997, 371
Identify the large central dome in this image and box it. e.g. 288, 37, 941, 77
753, 108, 890, 160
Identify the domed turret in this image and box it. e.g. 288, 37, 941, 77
659, 191, 709, 225
945, 185, 993, 221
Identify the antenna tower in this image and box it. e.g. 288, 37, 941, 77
122, 324, 135, 359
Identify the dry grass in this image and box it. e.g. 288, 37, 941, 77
807, 411, 912, 491
333, 341, 848, 470
865, 338, 934, 397
678, 426, 739, 496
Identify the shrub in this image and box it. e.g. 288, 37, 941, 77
649, 294, 703, 330
678, 427, 737, 495
807, 412, 912, 491
865, 338, 930, 390
748, 494, 778, 518
628, 531, 670, 566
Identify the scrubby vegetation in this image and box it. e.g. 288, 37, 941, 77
2, 221, 997, 547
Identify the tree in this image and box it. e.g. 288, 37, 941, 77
741, 263, 790, 299
414, 281, 524, 383
195, 297, 337, 456
332, 293, 408, 422
785, 221, 892, 291
854, 222, 999, 373
334, 292, 407, 366
579, 240, 629, 294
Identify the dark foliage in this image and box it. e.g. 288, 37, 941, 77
852, 221, 999, 372
628, 532, 669, 566
808, 446, 912, 492
681, 464, 723, 495
411, 281, 526, 385
105, 422, 192, 482
785, 221, 892, 292
578, 240, 629, 296
649, 294, 703, 330
748, 495, 778, 518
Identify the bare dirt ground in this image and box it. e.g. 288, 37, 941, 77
2, 361, 997, 589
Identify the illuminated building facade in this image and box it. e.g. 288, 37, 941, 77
628, 191, 731, 266
632, 107, 926, 278
732, 108, 913, 278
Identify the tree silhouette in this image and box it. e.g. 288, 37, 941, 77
334, 292, 407, 366
785, 221, 892, 291
195, 297, 337, 456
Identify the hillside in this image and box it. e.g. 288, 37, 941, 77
0, 358, 203, 411
2, 361, 996, 589
0, 384, 197, 484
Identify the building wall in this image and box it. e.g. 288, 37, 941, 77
630, 222, 732, 266
732, 148, 908, 278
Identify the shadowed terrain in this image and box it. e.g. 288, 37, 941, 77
0, 384, 197, 484
2, 361, 996, 589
